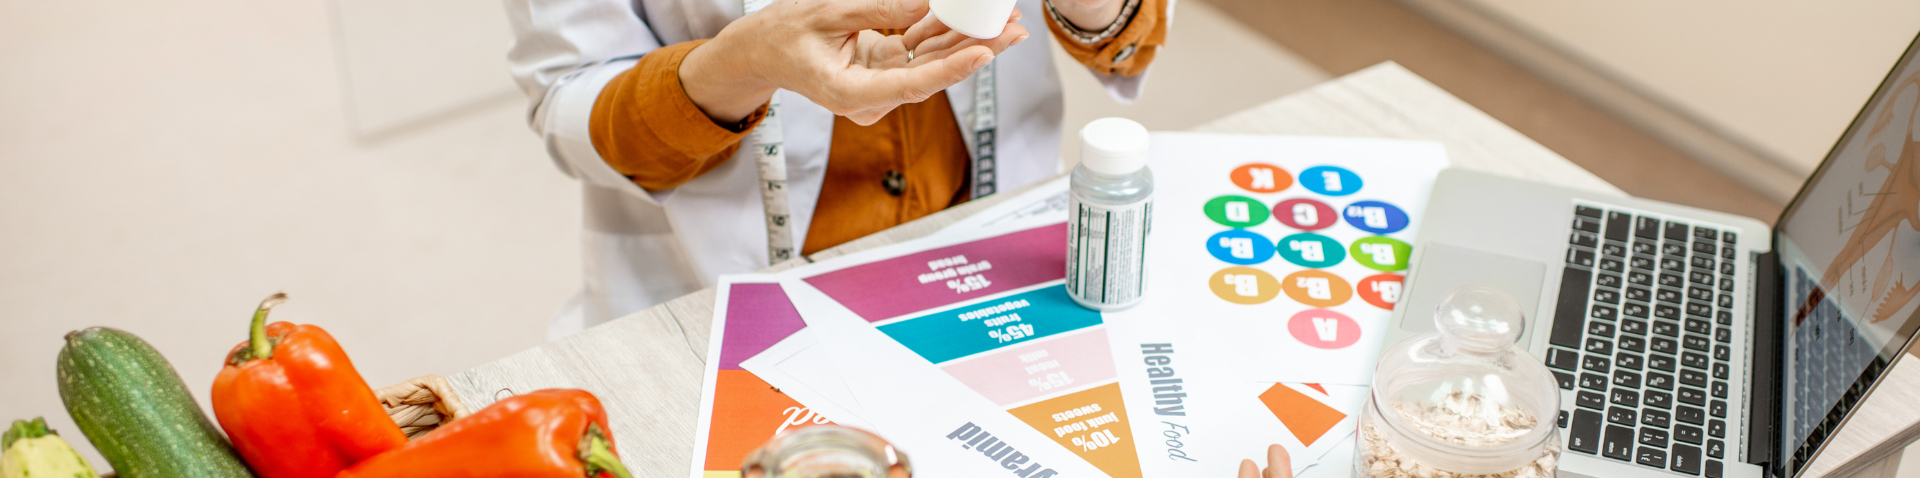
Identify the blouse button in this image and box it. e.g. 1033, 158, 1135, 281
882, 170, 907, 196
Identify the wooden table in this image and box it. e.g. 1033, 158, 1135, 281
443, 62, 1912, 477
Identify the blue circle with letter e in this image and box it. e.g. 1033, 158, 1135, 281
1342, 201, 1409, 234
1299, 166, 1362, 196
1207, 230, 1275, 265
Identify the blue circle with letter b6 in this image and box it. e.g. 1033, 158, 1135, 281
1207, 230, 1275, 265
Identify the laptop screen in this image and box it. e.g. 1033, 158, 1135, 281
1774, 34, 1920, 474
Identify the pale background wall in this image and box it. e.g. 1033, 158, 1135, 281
1455, 0, 1920, 173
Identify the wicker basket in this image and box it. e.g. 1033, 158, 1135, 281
374, 375, 472, 439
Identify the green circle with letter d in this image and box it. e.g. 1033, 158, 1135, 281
1350, 236, 1412, 271
1204, 195, 1270, 228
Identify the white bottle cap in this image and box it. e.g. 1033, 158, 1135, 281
929, 0, 1016, 39
1078, 117, 1150, 174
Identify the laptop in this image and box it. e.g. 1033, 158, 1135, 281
1385, 33, 1920, 478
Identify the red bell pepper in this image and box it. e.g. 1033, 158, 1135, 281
211, 293, 408, 478
338, 388, 635, 478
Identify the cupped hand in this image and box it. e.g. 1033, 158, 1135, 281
1237, 444, 1293, 478
681, 0, 1028, 126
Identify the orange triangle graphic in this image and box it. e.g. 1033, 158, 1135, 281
1007, 382, 1144, 478
1303, 383, 1327, 395
1258, 383, 1347, 447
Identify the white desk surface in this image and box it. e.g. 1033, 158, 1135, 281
444, 62, 1910, 477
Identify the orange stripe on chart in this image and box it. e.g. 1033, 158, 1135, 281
1258, 383, 1347, 447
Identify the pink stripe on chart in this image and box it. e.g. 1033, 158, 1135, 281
939, 328, 1117, 406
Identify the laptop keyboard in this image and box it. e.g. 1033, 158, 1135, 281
1547, 204, 1742, 477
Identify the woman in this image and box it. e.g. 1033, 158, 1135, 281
506, 0, 1169, 337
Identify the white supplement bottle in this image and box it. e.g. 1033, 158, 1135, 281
1066, 117, 1154, 311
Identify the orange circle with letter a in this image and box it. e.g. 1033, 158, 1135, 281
1281, 270, 1353, 307
1231, 163, 1294, 193
1209, 267, 1280, 304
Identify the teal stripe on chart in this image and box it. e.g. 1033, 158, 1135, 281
878, 285, 1102, 364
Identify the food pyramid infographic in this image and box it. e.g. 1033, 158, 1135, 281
799, 224, 1145, 478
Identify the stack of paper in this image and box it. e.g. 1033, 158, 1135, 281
686, 133, 1449, 478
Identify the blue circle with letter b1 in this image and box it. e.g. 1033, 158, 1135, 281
1299, 166, 1362, 196
1343, 201, 1409, 234
1207, 230, 1275, 265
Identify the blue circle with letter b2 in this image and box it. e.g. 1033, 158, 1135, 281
1299, 166, 1362, 196
1207, 230, 1275, 265
1343, 201, 1409, 234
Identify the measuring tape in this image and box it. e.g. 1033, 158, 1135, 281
970, 61, 999, 198
738, 0, 999, 263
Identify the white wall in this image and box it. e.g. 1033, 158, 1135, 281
1053, 0, 1328, 169
0, 0, 578, 470
1458, 0, 1920, 173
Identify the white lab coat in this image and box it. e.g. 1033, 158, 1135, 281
504, 0, 1156, 339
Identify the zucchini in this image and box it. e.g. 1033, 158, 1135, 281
56, 327, 254, 477
2, 417, 100, 478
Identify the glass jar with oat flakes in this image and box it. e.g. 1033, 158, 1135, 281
1356, 286, 1561, 478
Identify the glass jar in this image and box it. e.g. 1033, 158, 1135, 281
1355, 286, 1562, 478
745, 426, 911, 478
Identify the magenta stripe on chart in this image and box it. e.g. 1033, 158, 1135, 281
717, 283, 808, 370
803, 224, 1067, 322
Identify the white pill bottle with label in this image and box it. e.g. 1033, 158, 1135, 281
1066, 118, 1153, 310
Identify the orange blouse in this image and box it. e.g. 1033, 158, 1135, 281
590, 0, 1167, 255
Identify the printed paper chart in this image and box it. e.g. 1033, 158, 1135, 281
788, 223, 1135, 478
695, 182, 1083, 478
1239, 382, 1368, 462
690, 278, 855, 478
1100, 323, 1356, 476
1245, 382, 1371, 478
695, 278, 887, 478
1117, 133, 1447, 386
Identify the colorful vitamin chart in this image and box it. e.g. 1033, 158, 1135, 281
690, 280, 837, 478
787, 223, 1137, 478
1114, 133, 1447, 386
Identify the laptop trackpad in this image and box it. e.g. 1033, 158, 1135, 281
1400, 243, 1549, 345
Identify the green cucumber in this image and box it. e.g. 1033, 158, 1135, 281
56, 327, 255, 477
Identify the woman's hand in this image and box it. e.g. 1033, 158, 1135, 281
679, 0, 1028, 126
1047, 0, 1125, 32
1237, 444, 1293, 478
